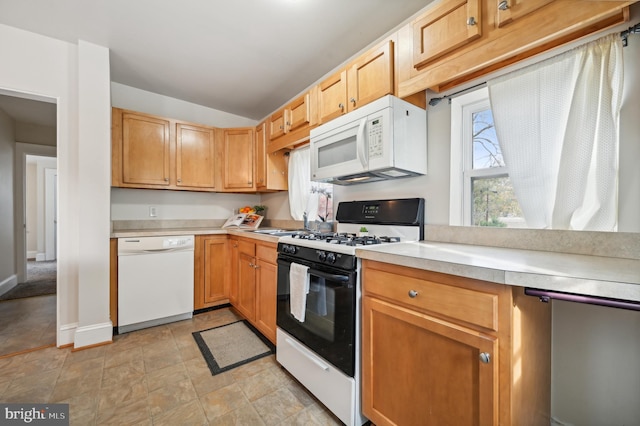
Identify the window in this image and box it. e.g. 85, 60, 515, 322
450, 87, 524, 227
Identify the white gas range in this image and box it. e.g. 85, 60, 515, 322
275, 198, 425, 426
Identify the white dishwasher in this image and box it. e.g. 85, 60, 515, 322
117, 235, 194, 333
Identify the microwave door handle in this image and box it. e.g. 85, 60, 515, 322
356, 117, 368, 169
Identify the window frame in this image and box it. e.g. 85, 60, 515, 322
450, 87, 509, 226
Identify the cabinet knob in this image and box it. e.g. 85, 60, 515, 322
164, 178, 169, 182
279, 125, 284, 130
408, 289, 419, 298
338, 103, 344, 111
248, 181, 252, 185
350, 97, 356, 105
467, 16, 477, 26
498, 0, 509, 10
177, 178, 181, 183
479, 352, 491, 364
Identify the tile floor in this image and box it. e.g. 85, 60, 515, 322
0, 306, 344, 425
0, 294, 57, 357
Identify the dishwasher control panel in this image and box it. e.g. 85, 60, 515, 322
118, 235, 195, 254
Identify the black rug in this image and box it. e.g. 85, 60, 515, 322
192, 320, 275, 376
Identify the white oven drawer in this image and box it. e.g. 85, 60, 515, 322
276, 328, 364, 426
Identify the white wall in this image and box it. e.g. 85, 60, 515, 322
75, 40, 112, 347
0, 108, 15, 291
0, 24, 112, 348
111, 82, 257, 128
111, 188, 260, 221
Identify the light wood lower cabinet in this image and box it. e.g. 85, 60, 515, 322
194, 235, 229, 310
361, 259, 551, 426
230, 236, 278, 344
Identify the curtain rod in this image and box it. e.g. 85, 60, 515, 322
621, 22, 640, 47
427, 82, 486, 107
428, 22, 640, 107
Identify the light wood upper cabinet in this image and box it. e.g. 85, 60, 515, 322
317, 69, 348, 123
222, 127, 255, 191
347, 40, 394, 111
256, 122, 289, 191
120, 111, 171, 187
412, 0, 482, 69
495, 0, 555, 28
112, 108, 217, 191
268, 91, 317, 153
361, 259, 552, 426
317, 39, 395, 124
176, 123, 216, 189
397, 0, 632, 96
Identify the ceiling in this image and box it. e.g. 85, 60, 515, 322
0, 0, 430, 123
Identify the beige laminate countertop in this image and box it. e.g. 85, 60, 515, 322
111, 227, 283, 243
356, 241, 640, 303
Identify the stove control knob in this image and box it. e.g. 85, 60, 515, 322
326, 252, 336, 264
318, 251, 327, 262
283, 244, 296, 255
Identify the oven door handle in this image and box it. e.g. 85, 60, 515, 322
308, 268, 351, 283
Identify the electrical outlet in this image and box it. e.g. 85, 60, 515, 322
149, 206, 157, 217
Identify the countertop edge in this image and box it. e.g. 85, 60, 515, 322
356, 241, 640, 303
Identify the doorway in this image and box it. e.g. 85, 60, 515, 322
0, 92, 57, 357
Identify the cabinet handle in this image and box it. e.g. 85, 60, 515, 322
164, 178, 169, 182
248, 181, 252, 185
279, 125, 284, 130
408, 289, 419, 298
350, 97, 356, 105
479, 352, 491, 364
467, 16, 477, 25
177, 178, 181, 183
338, 103, 344, 111
498, 0, 509, 10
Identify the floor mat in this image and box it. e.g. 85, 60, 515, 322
192, 320, 275, 375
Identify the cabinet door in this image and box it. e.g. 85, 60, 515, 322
269, 109, 287, 140
176, 123, 216, 190
317, 69, 347, 124
256, 122, 267, 189
496, 0, 555, 28
228, 238, 239, 305
412, 0, 482, 69
223, 128, 255, 190
121, 112, 171, 186
287, 93, 311, 132
235, 239, 256, 321
255, 258, 277, 343
203, 236, 228, 304
362, 296, 498, 426
347, 40, 394, 112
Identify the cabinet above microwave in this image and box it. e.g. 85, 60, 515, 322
310, 95, 426, 185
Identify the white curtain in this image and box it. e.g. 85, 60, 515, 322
487, 33, 623, 231
287, 146, 333, 221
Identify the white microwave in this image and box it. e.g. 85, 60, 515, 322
310, 95, 427, 185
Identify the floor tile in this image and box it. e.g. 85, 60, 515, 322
1, 305, 343, 425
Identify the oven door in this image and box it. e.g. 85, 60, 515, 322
277, 255, 356, 377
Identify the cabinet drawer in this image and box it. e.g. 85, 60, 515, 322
256, 243, 277, 264
364, 267, 498, 332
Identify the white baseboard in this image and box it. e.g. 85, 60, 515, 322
74, 321, 113, 349
27, 251, 37, 260
35, 252, 46, 261
0, 275, 18, 297
58, 322, 78, 347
